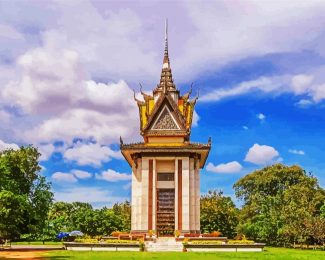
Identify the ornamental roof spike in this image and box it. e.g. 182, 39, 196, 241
154, 19, 177, 95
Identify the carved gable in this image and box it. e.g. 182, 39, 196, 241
152, 107, 179, 130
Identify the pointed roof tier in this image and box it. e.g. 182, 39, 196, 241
153, 19, 179, 97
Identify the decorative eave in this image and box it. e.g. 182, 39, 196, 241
120, 139, 211, 169
141, 92, 187, 136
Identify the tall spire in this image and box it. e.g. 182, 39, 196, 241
153, 19, 177, 97
163, 19, 170, 69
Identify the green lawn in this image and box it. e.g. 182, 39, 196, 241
44, 247, 325, 260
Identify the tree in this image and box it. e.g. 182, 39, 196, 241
112, 201, 131, 231
234, 164, 325, 246
305, 216, 325, 247
0, 146, 53, 240
200, 190, 239, 238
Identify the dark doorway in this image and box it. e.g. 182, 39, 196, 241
156, 189, 175, 236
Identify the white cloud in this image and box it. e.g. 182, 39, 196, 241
206, 161, 243, 173
52, 172, 78, 183
295, 99, 313, 108
96, 169, 131, 182
291, 74, 314, 95
71, 170, 92, 179
243, 126, 249, 130
289, 149, 305, 155
53, 186, 128, 206
192, 110, 199, 127
245, 143, 280, 165
0, 139, 19, 152
64, 142, 122, 166
200, 77, 281, 102
1, 40, 139, 145
179, 1, 325, 80
38, 143, 56, 161
257, 113, 266, 121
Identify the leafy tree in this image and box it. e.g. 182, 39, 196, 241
234, 164, 325, 246
305, 216, 325, 247
47, 201, 129, 237
112, 201, 131, 231
200, 190, 239, 238
0, 146, 53, 240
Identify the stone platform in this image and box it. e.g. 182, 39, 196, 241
146, 238, 183, 252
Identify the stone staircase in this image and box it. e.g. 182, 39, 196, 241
146, 237, 183, 252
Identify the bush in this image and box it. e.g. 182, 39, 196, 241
75, 238, 98, 243
227, 239, 254, 245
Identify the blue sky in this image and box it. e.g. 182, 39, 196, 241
0, 0, 325, 207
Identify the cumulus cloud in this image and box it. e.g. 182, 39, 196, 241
289, 149, 305, 155
38, 143, 56, 161
0, 139, 19, 151
243, 126, 249, 130
63, 142, 122, 166
71, 170, 92, 179
245, 143, 280, 165
53, 187, 128, 206
52, 172, 78, 183
1, 39, 139, 145
96, 169, 131, 182
206, 161, 243, 174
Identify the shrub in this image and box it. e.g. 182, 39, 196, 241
227, 239, 254, 245
75, 238, 98, 243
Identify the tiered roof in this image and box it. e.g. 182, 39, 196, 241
121, 21, 211, 169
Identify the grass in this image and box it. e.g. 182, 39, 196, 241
43, 247, 325, 260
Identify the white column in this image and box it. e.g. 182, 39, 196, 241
141, 157, 149, 230
174, 158, 178, 231
132, 158, 142, 231
189, 158, 195, 232
152, 159, 156, 231
182, 157, 190, 232
195, 158, 200, 232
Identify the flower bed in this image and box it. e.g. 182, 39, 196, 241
227, 239, 255, 245
184, 233, 200, 237
184, 243, 266, 252
64, 241, 140, 251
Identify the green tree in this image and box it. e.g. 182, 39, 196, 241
112, 201, 131, 231
0, 146, 53, 240
200, 190, 239, 238
234, 164, 325, 246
